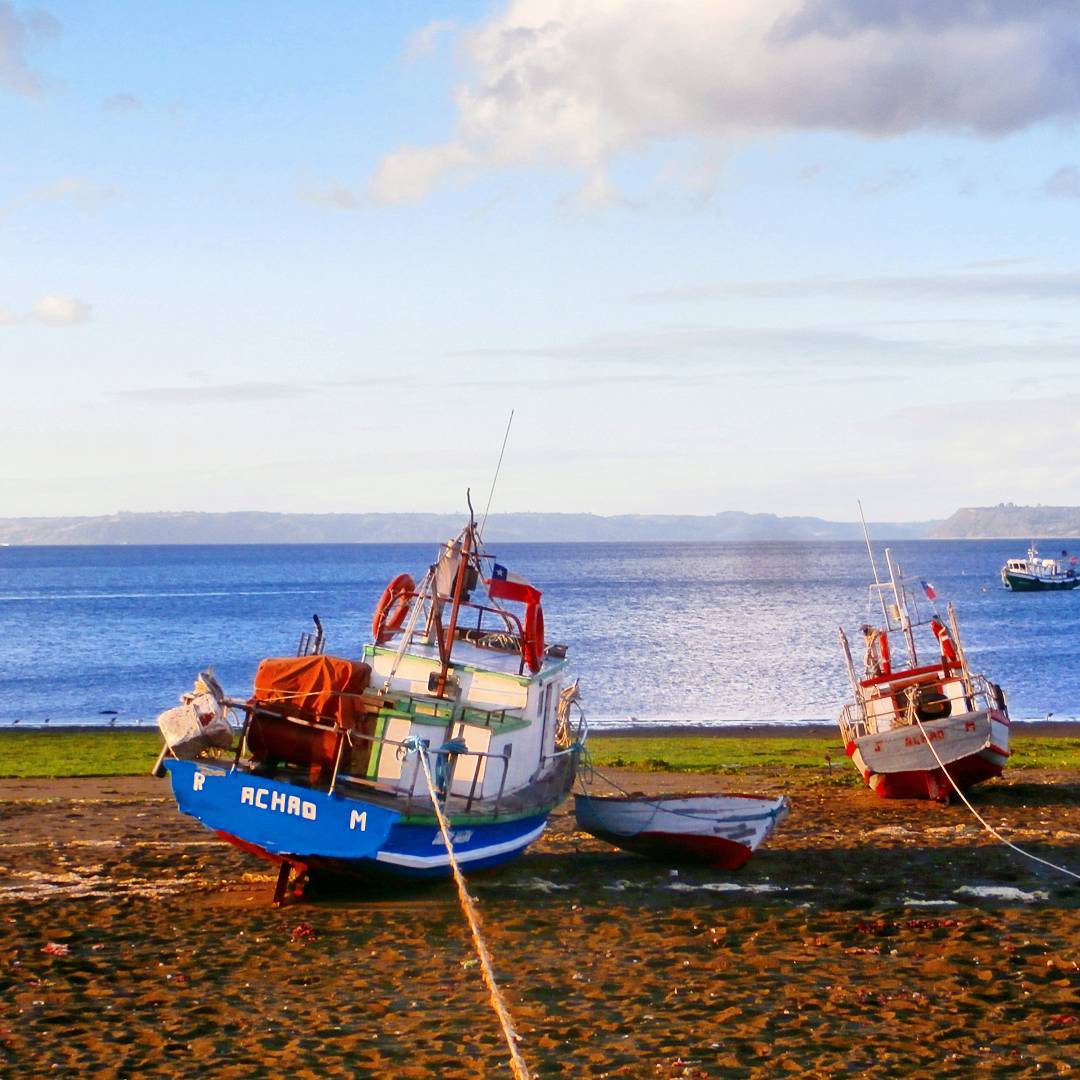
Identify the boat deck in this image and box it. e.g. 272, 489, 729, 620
232, 752, 576, 823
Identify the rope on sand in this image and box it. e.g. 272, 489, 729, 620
912, 716, 1080, 882
405, 737, 531, 1080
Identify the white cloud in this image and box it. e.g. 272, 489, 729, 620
640, 271, 1080, 303
404, 19, 456, 63
1, 175, 118, 218
31, 294, 90, 326
0, 2, 59, 97
373, 0, 1080, 203
295, 182, 362, 211
0, 294, 91, 326
1044, 166, 1080, 199
370, 141, 475, 205
101, 91, 142, 114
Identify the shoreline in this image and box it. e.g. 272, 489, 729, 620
3, 719, 1077, 738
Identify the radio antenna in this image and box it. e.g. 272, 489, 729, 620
480, 409, 514, 537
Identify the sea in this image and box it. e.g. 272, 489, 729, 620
0, 540, 1077, 729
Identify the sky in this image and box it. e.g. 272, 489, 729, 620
2, 0, 1080, 522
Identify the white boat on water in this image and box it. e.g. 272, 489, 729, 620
1000, 543, 1079, 592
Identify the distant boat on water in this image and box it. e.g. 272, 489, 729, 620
1000, 544, 1080, 592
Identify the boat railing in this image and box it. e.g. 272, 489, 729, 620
337, 725, 513, 815
222, 698, 514, 814
296, 615, 325, 657
839, 673, 1005, 742
384, 691, 526, 731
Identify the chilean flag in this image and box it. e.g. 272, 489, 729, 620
920, 580, 937, 601
487, 563, 541, 605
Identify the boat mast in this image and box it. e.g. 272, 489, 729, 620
434, 494, 477, 698
884, 548, 918, 666
858, 500, 891, 627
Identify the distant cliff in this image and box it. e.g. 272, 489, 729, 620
0, 510, 938, 545
933, 505, 1080, 539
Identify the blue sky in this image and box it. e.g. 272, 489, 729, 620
2, 0, 1079, 521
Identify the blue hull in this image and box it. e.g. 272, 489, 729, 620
165, 759, 549, 881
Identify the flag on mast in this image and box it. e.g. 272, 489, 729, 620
920, 580, 937, 601
486, 564, 541, 605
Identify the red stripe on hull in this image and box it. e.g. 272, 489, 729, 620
868, 751, 1005, 802
216, 830, 292, 869
587, 828, 755, 870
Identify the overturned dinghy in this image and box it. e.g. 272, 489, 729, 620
574, 792, 789, 870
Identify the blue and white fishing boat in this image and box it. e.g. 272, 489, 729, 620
153, 511, 586, 900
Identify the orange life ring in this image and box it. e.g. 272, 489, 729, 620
372, 573, 415, 644
521, 603, 545, 674
875, 629, 891, 676
931, 618, 958, 667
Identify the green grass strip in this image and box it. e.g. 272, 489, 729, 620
0, 730, 163, 778
587, 734, 1080, 775
0, 729, 1078, 779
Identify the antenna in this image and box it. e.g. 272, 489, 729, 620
480, 409, 514, 536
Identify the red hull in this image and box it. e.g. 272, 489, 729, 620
866, 748, 1007, 802
585, 828, 754, 870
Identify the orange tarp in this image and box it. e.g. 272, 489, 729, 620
249, 655, 372, 728
246, 656, 375, 782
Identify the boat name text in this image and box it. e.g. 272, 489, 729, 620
902, 728, 945, 749
433, 830, 473, 846
239, 784, 317, 820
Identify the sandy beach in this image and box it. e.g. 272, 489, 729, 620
1, 737, 1078, 1078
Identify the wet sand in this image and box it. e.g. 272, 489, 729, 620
1, 764, 1079, 1077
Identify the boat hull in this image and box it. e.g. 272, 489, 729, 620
844, 711, 1010, 802
165, 759, 551, 881
574, 792, 789, 870
1001, 571, 1079, 591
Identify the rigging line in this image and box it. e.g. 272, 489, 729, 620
911, 714, 1079, 882
480, 409, 515, 538
408, 741, 532, 1080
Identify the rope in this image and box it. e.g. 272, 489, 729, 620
381, 567, 435, 694
912, 715, 1080, 882
404, 738, 531, 1080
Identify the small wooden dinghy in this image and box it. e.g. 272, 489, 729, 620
574, 792, 789, 870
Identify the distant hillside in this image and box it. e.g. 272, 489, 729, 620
933, 505, 1080, 539
0, 510, 939, 545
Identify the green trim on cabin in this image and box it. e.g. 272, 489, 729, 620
400, 798, 563, 828
365, 714, 387, 780
378, 702, 531, 736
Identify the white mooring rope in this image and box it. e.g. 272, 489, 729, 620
410, 743, 532, 1080
912, 715, 1080, 882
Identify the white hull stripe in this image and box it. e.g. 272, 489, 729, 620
374, 821, 547, 869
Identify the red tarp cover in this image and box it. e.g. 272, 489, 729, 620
249, 655, 372, 727
246, 656, 374, 781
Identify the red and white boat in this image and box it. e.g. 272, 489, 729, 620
838, 546, 1010, 802
574, 791, 789, 870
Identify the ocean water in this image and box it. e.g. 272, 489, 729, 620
0, 540, 1077, 728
